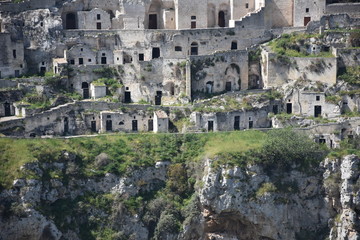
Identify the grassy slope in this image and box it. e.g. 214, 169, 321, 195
0, 130, 266, 189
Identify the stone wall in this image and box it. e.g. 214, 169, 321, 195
190, 50, 249, 96
0, 0, 55, 13
293, 0, 326, 27
326, 3, 360, 18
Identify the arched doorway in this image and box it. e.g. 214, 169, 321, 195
82, 82, 89, 99
65, 13, 77, 29
218, 11, 225, 27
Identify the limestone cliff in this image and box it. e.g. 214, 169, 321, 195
0, 151, 359, 240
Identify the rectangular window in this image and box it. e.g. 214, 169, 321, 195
175, 46, 182, 51
96, 22, 101, 30
70, 59, 75, 65
306, 8, 309, 13
139, 53, 144, 61
97, 14, 101, 20
13, 50, 16, 59
79, 58, 84, 65
245, 3, 249, 8
191, 16, 196, 20
316, 96, 320, 101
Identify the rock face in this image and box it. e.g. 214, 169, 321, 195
323, 155, 360, 240
0, 154, 359, 240
197, 159, 330, 240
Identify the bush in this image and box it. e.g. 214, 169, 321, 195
258, 129, 328, 172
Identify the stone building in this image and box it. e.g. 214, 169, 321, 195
0, 33, 25, 79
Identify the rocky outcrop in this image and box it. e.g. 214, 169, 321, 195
196, 159, 330, 240
324, 155, 360, 240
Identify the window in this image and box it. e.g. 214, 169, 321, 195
246, 3, 249, 8
96, 22, 101, 29
175, 46, 182, 52
306, 8, 309, 13
79, 58, 84, 65
231, 41, 238, 50
191, 16, 196, 29
42, 62, 45, 65
107, 115, 111, 119
70, 59, 75, 65
316, 96, 320, 101
13, 50, 16, 59
139, 53, 144, 61
15, 70, 20, 77
80, 48, 83, 52
191, 16, 196, 20
102, 53, 106, 56
97, 14, 101, 20
191, 21, 196, 29
88, 59, 92, 62
190, 42, 198, 56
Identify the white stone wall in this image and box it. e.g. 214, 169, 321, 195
90, 84, 107, 99
77, 8, 111, 30
66, 45, 97, 66
293, 0, 326, 27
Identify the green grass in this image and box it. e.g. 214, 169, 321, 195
203, 130, 266, 158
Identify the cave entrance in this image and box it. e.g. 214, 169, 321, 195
208, 121, 214, 132
314, 105, 322, 118
66, 13, 77, 29
206, 81, 213, 94
4, 102, 11, 116
234, 116, 240, 130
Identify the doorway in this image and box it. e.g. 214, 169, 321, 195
218, 11, 225, 27
286, 103, 292, 114
91, 121, 96, 132
208, 121, 214, 132
64, 117, 69, 134
314, 105, 322, 118
66, 13, 77, 29
152, 47, 160, 59
234, 116, 240, 130
149, 14, 157, 29
225, 82, 232, 92
101, 57, 107, 64
190, 42, 198, 56
155, 91, 162, 105
82, 82, 89, 99
124, 91, 131, 103
132, 120, 138, 131
148, 119, 154, 131
304, 17, 311, 26
106, 120, 112, 131
4, 102, 11, 116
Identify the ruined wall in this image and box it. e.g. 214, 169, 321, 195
191, 108, 270, 132
262, 48, 337, 88
326, 3, 360, 18
286, 91, 340, 118
0, 0, 55, 13
190, 50, 249, 96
